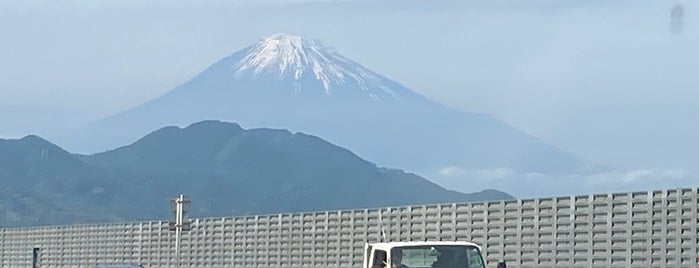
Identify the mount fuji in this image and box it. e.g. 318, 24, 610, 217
90, 33, 593, 176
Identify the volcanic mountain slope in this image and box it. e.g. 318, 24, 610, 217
0, 121, 512, 227
0, 136, 123, 225
81, 120, 514, 215
91, 33, 595, 176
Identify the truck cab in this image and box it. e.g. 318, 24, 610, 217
363, 241, 488, 268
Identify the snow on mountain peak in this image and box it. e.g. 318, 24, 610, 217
232, 33, 400, 101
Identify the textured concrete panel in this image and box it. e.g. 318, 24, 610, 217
1, 188, 697, 268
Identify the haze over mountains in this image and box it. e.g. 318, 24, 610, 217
85, 33, 597, 181
0, 121, 512, 227
3, 0, 698, 200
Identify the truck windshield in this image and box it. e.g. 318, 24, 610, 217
392, 245, 485, 268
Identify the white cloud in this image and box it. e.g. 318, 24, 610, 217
428, 166, 697, 199
438, 166, 462, 176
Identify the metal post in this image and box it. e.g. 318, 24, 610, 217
175, 195, 182, 267
169, 194, 190, 268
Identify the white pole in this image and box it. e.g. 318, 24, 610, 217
175, 194, 183, 268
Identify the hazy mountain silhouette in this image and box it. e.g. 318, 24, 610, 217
0, 121, 512, 227
0, 135, 123, 225
86, 33, 596, 176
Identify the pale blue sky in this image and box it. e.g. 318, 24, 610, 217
1, 0, 697, 196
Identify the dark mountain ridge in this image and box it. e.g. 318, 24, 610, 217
1, 121, 513, 227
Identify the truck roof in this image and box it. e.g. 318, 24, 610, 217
369, 241, 482, 252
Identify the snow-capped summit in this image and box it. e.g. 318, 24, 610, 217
232, 33, 401, 102
92, 33, 591, 182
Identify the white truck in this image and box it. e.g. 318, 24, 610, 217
363, 241, 499, 268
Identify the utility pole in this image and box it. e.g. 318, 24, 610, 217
169, 194, 191, 268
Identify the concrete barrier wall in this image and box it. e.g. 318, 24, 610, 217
1, 188, 697, 268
